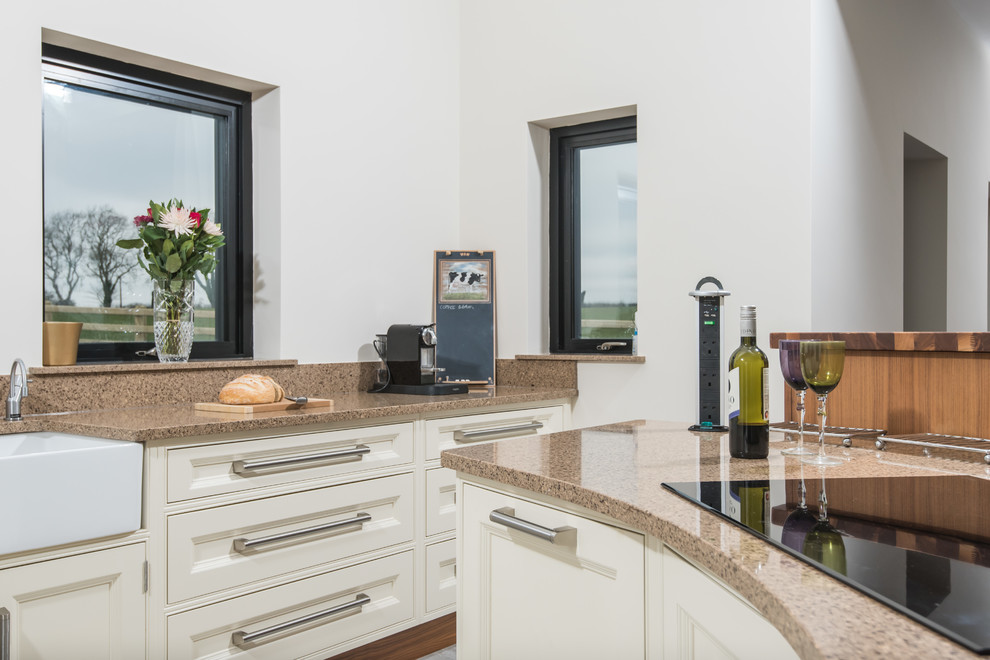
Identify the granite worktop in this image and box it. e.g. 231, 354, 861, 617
0, 386, 576, 442
441, 421, 990, 659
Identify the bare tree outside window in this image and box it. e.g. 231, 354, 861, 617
43, 210, 85, 305
85, 206, 138, 308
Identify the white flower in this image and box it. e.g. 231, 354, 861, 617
202, 219, 223, 237
159, 207, 195, 236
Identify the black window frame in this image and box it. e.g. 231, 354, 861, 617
41, 44, 253, 362
549, 115, 637, 355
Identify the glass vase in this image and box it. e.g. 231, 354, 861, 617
153, 279, 195, 362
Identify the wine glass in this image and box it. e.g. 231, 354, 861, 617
780, 463, 816, 551
801, 470, 847, 575
799, 341, 845, 466
779, 340, 814, 456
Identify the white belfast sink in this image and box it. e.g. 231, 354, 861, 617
0, 431, 142, 555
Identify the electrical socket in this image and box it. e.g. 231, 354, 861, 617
699, 401, 720, 423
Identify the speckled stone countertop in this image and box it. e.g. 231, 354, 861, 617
0, 386, 576, 442
441, 421, 989, 659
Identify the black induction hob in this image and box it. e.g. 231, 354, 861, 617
662, 474, 990, 654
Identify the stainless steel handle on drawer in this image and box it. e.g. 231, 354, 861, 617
231, 593, 371, 647
232, 445, 372, 474
489, 507, 576, 545
454, 421, 544, 443
0, 607, 9, 660
233, 513, 372, 553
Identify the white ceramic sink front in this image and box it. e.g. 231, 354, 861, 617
0, 431, 142, 555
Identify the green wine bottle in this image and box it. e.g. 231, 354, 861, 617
728, 305, 769, 458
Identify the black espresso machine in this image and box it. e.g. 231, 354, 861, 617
371, 324, 468, 395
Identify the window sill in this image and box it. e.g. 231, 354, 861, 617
29, 358, 297, 375
515, 354, 645, 364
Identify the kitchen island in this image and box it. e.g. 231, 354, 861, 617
441, 421, 989, 659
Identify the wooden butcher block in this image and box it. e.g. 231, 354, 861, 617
194, 398, 333, 414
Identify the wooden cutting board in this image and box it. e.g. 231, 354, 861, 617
194, 398, 333, 414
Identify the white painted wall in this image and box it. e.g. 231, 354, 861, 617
811, 0, 990, 331
459, 0, 813, 428
10, 1, 984, 430
0, 0, 460, 368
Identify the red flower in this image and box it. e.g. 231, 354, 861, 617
133, 215, 152, 227
189, 211, 202, 226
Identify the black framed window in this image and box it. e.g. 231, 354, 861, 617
550, 116, 637, 354
42, 45, 252, 361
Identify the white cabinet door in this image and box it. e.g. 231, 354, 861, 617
0, 543, 146, 660
460, 484, 645, 660
662, 547, 798, 660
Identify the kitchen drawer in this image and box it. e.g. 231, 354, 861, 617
166, 422, 413, 502
425, 539, 456, 613
425, 406, 564, 460
167, 550, 414, 660
425, 467, 457, 536
167, 473, 414, 603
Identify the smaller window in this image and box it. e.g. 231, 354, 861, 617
550, 116, 637, 354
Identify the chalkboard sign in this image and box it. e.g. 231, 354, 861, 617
433, 250, 496, 386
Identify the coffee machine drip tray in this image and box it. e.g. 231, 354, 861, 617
381, 383, 469, 396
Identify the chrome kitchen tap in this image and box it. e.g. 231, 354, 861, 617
5, 359, 29, 421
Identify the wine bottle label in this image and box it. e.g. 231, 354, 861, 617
740, 317, 756, 338
727, 367, 740, 420
762, 367, 769, 421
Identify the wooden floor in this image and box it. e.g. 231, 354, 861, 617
331, 614, 455, 660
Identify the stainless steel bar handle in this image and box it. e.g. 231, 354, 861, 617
233, 513, 372, 553
0, 607, 9, 660
454, 421, 543, 443
489, 507, 576, 545
231, 593, 371, 647
232, 445, 371, 474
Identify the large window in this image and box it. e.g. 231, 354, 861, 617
42, 45, 252, 361
550, 116, 637, 354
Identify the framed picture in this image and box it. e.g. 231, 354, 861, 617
438, 258, 491, 303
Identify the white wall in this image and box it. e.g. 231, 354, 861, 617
0, 0, 461, 368
459, 0, 813, 428
811, 0, 990, 331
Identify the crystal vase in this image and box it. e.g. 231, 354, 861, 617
153, 279, 195, 362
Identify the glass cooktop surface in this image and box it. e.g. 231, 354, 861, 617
662, 474, 990, 654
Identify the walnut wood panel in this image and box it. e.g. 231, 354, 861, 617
769, 331, 990, 352
781, 476, 990, 544
330, 613, 454, 660
783, 350, 990, 439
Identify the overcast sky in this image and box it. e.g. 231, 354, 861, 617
579, 141, 638, 306
43, 80, 217, 308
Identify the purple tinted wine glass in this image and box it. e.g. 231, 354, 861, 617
779, 340, 814, 456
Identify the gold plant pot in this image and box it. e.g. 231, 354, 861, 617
42, 322, 83, 366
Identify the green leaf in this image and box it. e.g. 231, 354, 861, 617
165, 253, 182, 273
163, 239, 175, 255
144, 227, 166, 241
116, 238, 144, 250
170, 279, 184, 293
181, 240, 194, 257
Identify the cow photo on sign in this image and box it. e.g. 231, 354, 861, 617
438, 259, 491, 303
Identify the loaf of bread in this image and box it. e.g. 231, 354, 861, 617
218, 374, 285, 405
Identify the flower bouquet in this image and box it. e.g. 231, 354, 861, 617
117, 199, 225, 361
